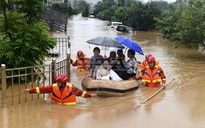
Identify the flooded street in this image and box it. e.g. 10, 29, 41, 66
1, 14, 205, 128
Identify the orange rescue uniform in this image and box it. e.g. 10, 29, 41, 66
28, 82, 92, 105
141, 65, 166, 87
71, 55, 90, 71
138, 59, 159, 75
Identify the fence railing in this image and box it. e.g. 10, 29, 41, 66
0, 37, 71, 108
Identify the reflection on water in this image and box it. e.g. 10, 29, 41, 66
1, 14, 205, 128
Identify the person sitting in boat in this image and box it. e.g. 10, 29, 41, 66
117, 49, 125, 59
111, 52, 127, 80
122, 49, 138, 80
96, 59, 123, 81
69, 50, 90, 72
23, 74, 97, 105
138, 56, 166, 87
89, 47, 104, 79
107, 51, 117, 67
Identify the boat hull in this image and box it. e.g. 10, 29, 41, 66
81, 76, 139, 97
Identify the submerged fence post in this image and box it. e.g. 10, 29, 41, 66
67, 54, 70, 82
51, 58, 56, 83
67, 36, 71, 82
1, 64, 7, 108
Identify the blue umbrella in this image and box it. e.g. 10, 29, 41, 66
115, 36, 144, 55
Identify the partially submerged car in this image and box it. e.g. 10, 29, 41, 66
110, 22, 123, 29
89, 15, 95, 18
116, 25, 133, 33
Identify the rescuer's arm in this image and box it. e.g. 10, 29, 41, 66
71, 85, 96, 98
23, 85, 53, 94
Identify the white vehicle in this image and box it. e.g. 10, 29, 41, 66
110, 22, 123, 29
89, 15, 95, 18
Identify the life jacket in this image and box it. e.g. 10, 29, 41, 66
141, 65, 162, 87
50, 83, 76, 105
75, 55, 90, 71
138, 60, 149, 70
138, 60, 159, 72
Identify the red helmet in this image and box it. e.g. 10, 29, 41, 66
56, 74, 68, 83
148, 56, 156, 63
77, 50, 84, 56
145, 54, 152, 59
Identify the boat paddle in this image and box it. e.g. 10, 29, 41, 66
142, 78, 175, 104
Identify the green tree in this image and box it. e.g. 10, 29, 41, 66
174, 0, 205, 46
82, 3, 89, 17
93, 0, 117, 21
111, 6, 127, 23
124, 2, 161, 31
156, 0, 205, 47
155, 6, 181, 39
75, 0, 89, 15
0, 0, 56, 68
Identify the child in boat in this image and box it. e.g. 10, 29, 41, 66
96, 59, 122, 81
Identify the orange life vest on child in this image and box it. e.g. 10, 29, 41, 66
50, 83, 76, 105
141, 65, 162, 87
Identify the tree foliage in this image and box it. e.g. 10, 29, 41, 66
93, 0, 117, 21
93, 0, 162, 31
82, 2, 89, 17
52, 3, 74, 16
0, 0, 56, 68
124, 2, 161, 31
156, 0, 205, 47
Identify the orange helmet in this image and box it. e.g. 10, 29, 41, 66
77, 50, 84, 56
147, 56, 156, 63
145, 54, 152, 60
56, 74, 68, 83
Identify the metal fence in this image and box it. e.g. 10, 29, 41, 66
0, 37, 71, 108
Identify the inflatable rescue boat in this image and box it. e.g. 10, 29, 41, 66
81, 76, 139, 97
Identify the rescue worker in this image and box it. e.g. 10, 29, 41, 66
23, 74, 96, 105
138, 54, 159, 75
138, 56, 166, 87
69, 50, 90, 71
138, 54, 152, 71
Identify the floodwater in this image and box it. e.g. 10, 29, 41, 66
1, 14, 205, 128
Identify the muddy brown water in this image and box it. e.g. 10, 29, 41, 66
1, 14, 205, 128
